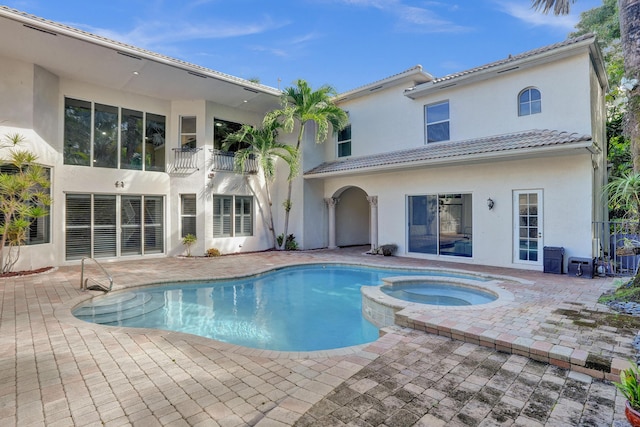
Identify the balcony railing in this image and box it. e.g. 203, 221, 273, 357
170, 147, 202, 173
210, 149, 258, 174
592, 220, 640, 276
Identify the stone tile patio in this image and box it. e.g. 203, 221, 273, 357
0, 247, 636, 426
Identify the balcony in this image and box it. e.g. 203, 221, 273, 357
170, 147, 202, 174
210, 149, 258, 174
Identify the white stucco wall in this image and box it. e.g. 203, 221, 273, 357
331, 54, 594, 161
319, 152, 595, 271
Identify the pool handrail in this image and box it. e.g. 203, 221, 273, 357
80, 257, 113, 292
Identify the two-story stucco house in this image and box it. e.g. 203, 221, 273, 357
0, 6, 607, 273
302, 34, 608, 271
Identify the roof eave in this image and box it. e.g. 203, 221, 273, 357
304, 141, 595, 178
335, 66, 433, 103
404, 37, 596, 100
0, 6, 281, 97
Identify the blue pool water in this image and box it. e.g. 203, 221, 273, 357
73, 264, 486, 351
381, 283, 496, 306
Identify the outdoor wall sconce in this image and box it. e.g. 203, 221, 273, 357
208, 171, 215, 179
114, 181, 125, 188
487, 198, 495, 210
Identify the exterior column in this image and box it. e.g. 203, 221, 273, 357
367, 196, 378, 252
325, 197, 339, 249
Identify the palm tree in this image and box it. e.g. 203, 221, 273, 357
533, 0, 640, 172
265, 79, 349, 248
222, 121, 299, 249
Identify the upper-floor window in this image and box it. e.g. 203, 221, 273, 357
518, 88, 541, 116
425, 101, 450, 143
337, 124, 351, 157
180, 116, 197, 149
64, 97, 165, 171
214, 118, 244, 151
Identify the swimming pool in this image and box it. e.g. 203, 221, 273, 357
73, 264, 488, 351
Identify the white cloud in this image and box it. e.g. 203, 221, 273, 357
73, 16, 288, 49
333, 0, 471, 33
495, 1, 579, 31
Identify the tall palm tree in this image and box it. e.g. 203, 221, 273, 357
533, 0, 640, 172
222, 121, 299, 249
265, 79, 349, 248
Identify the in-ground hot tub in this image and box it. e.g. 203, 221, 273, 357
361, 275, 512, 328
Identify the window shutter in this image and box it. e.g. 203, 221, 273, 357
121, 196, 142, 255
65, 194, 91, 260
144, 196, 164, 254
93, 195, 116, 257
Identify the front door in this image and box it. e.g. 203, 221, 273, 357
513, 190, 543, 265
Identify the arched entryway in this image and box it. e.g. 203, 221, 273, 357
325, 186, 378, 250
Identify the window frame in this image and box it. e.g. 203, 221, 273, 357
337, 124, 352, 158
180, 194, 197, 238
180, 116, 197, 150
518, 87, 542, 116
213, 195, 253, 238
425, 100, 450, 143
63, 97, 166, 171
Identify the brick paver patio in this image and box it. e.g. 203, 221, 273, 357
0, 247, 636, 426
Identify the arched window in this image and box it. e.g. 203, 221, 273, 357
518, 88, 541, 116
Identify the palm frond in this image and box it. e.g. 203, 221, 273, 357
531, 0, 575, 15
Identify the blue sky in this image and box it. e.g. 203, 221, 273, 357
5, 0, 603, 93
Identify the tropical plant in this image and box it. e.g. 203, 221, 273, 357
277, 233, 298, 251
615, 361, 640, 424
533, 0, 640, 172
0, 133, 51, 273
264, 79, 349, 249
182, 233, 197, 257
222, 121, 299, 249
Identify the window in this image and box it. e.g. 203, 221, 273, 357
337, 124, 351, 157
121, 109, 143, 170
235, 196, 253, 236
0, 165, 51, 246
407, 193, 472, 258
181, 194, 197, 238
213, 195, 253, 237
65, 194, 164, 260
63, 98, 165, 171
518, 88, 541, 116
214, 118, 244, 151
94, 103, 118, 168
425, 101, 450, 143
180, 116, 197, 149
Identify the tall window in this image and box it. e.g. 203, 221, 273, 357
213, 195, 253, 237
518, 88, 541, 116
121, 109, 143, 170
145, 113, 166, 171
94, 103, 118, 168
0, 165, 51, 246
64, 98, 165, 171
64, 98, 91, 166
181, 194, 197, 238
425, 101, 450, 143
214, 118, 244, 151
407, 193, 472, 257
180, 116, 197, 149
337, 124, 351, 157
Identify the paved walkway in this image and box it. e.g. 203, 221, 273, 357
0, 247, 636, 426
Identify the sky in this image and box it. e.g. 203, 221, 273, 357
4, 0, 604, 93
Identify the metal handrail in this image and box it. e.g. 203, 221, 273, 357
80, 257, 113, 292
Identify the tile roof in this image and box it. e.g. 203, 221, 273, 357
304, 129, 593, 176
416, 33, 596, 87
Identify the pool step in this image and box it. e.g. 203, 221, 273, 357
74, 292, 165, 324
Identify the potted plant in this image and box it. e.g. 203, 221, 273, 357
615, 361, 640, 426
